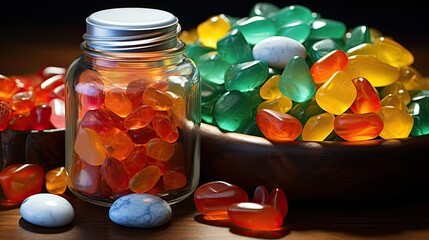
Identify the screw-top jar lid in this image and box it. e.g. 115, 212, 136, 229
83, 7, 181, 52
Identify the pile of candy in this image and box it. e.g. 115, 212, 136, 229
0, 66, 66, 131
194, 181, 288, 231
180, 2, 429, 142
0, 164, 66, 206
0, 66, 67, 206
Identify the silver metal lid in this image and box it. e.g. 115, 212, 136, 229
83, 8, 181, 52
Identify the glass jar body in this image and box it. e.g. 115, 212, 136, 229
64, 51, 200, 207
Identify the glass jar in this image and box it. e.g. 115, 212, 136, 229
64, 7, 201, 207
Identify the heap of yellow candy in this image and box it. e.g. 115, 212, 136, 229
180, 2, 429, 142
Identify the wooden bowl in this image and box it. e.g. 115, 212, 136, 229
199, 123, 429, 204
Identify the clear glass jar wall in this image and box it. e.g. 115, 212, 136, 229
64, 8, 201, 207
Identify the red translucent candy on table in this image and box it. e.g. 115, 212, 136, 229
194, 181, 249, 217
253, 185, 270, 205
269, 188, 288, 218
0, 164, 44, 203
30, 103, 53, 130
0, 100, 12, 131
45, 166, 67, 195
228, 202, 283, 231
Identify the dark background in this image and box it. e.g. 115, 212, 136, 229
1, 0, 428, 75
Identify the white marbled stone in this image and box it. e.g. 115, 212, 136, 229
252, 36, 307, 70
20, 193, 75, 227
109, 193, 172, 228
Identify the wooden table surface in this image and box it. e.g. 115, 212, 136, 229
1, 24, 429, 240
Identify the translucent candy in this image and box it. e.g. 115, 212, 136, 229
195, 51, 230, 85
345, 55, 400, 87
224, 60, 269, 92
374, 37, 414, 68
0, 100, 12, 131
194, 181, 249, 217
197, 14, 231, 48
302, 112, 335, 141
129, 165, 162, 193
228, 202, 283, 231
101, 157, 130, 193
249, 2, 280, 17
45, 166, 67, 195
217, 29, 253, 64
315, 71, 357, 115
259, 75, 282, 100
74, 128, 107, 166
234, 16, 276, 45
105, 87, 133, 117
214, 91, 253, 131
334, 112, 384, 141
253, 185, 270, 204
343, 25, 371, 51
278, 56, 316, 102
256, 109, 302, 141
0, 164, 44, 203
307, 39, 342, 66
377, 106, 414, 139
309, 18, 347, 40
350, 77, 381, 114
310, 49, 348, 84
276, 21, 311, 43
30, 103, 53, 130
268, 4, 314, 26
408, 96, 429, 136
380, 81, 411, 105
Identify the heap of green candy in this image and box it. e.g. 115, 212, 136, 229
179, 2, 429, 142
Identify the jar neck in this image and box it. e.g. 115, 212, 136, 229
81, 40, 187, 68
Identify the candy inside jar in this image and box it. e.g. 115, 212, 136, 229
65, 7, 201, 207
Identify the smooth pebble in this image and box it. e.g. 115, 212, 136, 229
109, 193, 172, 228
252, 36, 306, 70
20, 193, 74, 227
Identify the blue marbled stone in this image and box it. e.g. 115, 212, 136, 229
109, 193, 172, 228
20, 193, 75, 227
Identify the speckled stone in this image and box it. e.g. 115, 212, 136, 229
252, 36, 306, 70
109, 193, 172, 228
19, 193, 75, 227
